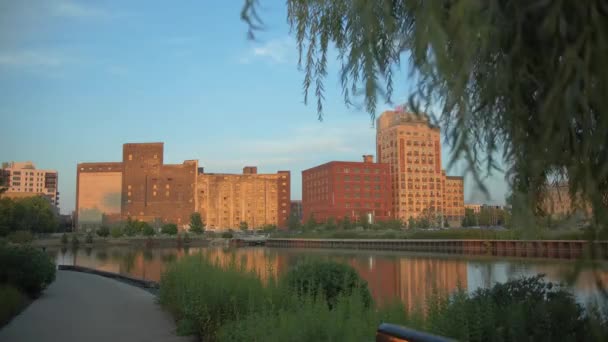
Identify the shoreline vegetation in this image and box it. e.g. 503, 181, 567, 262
0, 243, 56, 328
159, 254, 608, 341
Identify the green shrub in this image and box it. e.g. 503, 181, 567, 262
110, 226, 124, 238
183, 233, 191, 244
71, 235, 79, 247
85, 232, 93, 244
159, 255, 276, 340
281, 259, 372, 309
96, 226, 110, 237
7, 230, 34, 244
161, 223, 178, 235
0, 284, 27, 326
61, 233, 68, 244
189, 213, 205, 234
0, 245, 56, 297
221, 232, 233, 239
142, 223, 155, 236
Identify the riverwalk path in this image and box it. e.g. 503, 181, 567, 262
0, 270, 192, 342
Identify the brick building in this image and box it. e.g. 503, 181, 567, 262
290, 200, 303, 223
376, 109, 465, 225
302, 155, 391, 223
444, 176, 465, 223
1, 161, 59, 208
76, 143, 197, 229
197, 167, 290, 229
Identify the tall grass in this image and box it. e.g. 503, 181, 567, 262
160, 256, 608, 341
0, 284, 27, 327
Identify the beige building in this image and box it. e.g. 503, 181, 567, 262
464, 203, 483, 214
2, 161, 59, 208
376, 109, 465, 225
542, 182, 591, 219
198, 167, 290, 230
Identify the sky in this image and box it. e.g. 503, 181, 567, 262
0, 0, 509, 214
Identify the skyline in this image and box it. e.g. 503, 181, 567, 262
0, 0, 508, 214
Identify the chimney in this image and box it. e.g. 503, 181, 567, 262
243, 166, 257, 174
363, 155, 374, 163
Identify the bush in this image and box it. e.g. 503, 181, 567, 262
71, 235, 79, 247
0, 284, 27, 326
96, 226, 110, 237
85, 232, 93, 244
189, 213, 205, 234
183, 233, 191, 244
161, 223, 178, 235
110, 226, 124, 238
221, 232, 233, 239
61, 233, 68, 244
281, 259, 372, 309
142, 223, 155, 236
0, 245, 56, 297
7, 230, 34, 244
159, 255, 276, 340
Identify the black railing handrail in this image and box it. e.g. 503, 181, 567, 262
376, 323, 455, 342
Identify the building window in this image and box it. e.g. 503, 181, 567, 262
128, 154, 133, 161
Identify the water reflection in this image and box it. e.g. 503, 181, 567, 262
52, 246, 608, 308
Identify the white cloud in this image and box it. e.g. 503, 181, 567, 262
52, 1, 107, 18
240, 37, 295, 64
0, 50, 66, 68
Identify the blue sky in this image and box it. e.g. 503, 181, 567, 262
0, 0, 508, 214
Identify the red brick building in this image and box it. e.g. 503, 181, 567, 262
302, 155, 391, 223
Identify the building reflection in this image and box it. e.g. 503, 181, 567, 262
348, 257, 467, 309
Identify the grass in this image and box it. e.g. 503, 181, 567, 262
159, 255, 608, 341
0, 284, 28, 328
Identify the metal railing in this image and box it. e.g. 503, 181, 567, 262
376, 323, 455, 342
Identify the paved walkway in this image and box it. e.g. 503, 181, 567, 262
0, 270, 192, 342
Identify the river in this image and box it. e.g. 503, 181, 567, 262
50, 246, 608, 309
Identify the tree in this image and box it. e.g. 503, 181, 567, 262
142, 223, 155, 236
287, 212, 302, 230
358, 212, 371, 229
462, 209, 477, 227
407, 217, 417, 229
161, 223, 178, 235
96, 226, 110, 237
325, 217, 337, 230
242, 0, 608, 233
239, 221, 249, 231
339, 216, 353, 230
304, 215, 317, 231
189, 213, 205, 234
0, 196, 58, 235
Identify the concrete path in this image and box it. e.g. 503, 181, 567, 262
0, 270, 192, 342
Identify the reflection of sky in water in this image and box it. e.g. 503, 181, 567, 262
50, 247, 608, 308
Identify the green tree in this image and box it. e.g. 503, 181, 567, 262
161, 223, 178, 235
287, 212, 301, 230
304, 215, 317, 231
5, 197, 58, 234
96, 226, 110, 237
325, 217, 337, 230
338, 216, 352, 230
239, 221, 249, 231
462, 208, 477, 227
189, 213, 205, 234
358, 212, 371, 229
242, 0, 608, 233
110, 226, 123, 238
407, 217, 417, 229
142, 223, 155, 236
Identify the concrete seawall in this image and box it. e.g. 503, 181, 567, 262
266, 238, 608, 259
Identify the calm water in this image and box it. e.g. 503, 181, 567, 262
51, 246, 608, 308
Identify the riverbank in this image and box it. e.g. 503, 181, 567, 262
32, 236, 211, 248
266, 238, 608, 260
269, 227, 591, 241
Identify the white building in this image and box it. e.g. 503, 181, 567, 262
2, 161, 59, 208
